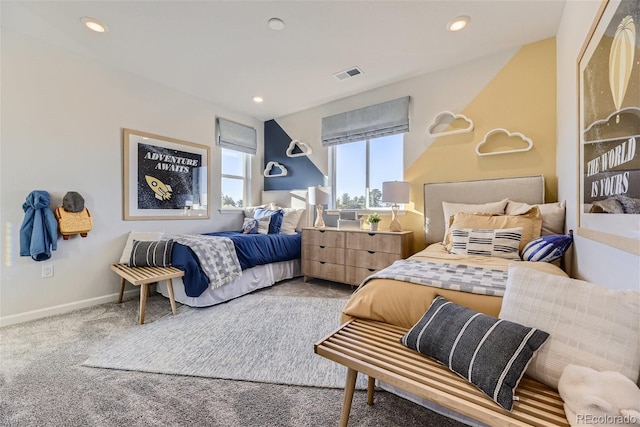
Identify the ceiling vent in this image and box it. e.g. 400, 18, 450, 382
333, 66, 363, 81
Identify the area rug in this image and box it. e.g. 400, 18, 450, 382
83, 294, 367, 389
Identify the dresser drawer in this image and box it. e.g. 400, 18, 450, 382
302, 229, 345, 248
302, 260, 345, 283
303, 245, 345, 264
345, 249, 400, 270
346, 232, 403, 254
346, 266, 379, 286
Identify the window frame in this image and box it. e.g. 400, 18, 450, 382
220, 147, 251, 210
329, 135, 404, 212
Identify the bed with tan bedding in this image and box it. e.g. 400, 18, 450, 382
340, 174, 569, 328
341, 243, 566, 328
336, 175, 572, 425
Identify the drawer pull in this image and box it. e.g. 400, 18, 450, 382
368, 233, 375, 236
320, 261, 326, 265
320, 245, 326, 249
367, 250, 375, 254
368, 268, 376, 272
319, 230, 325, 233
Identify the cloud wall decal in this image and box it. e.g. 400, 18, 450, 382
475, 128, 534, 156
427, 111, 474, 137
263, 161, 288, 177
285, 140, 313, 157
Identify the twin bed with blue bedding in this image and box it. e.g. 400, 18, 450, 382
157, 231, 302, 307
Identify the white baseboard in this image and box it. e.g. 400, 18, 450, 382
0, 289, 141, 327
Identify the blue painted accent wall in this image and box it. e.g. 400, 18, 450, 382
263, 119, 324, 191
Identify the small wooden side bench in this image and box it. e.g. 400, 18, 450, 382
110, 264, 184, 324
315, 318, 569, 427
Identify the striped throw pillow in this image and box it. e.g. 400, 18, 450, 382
522, 234, 573, 263
400, 296, 550, 410
450, 227, 522, 260
129, 239, 174, 267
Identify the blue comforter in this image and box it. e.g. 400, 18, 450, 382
171, 231, 301, 297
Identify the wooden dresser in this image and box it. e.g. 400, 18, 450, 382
301, 227, 413, 286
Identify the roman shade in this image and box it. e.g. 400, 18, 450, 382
321, 96, 410, 146
216, 117, 257, 155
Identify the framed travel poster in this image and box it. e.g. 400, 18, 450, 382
123, 129, 210, 220
578, 0, 640, 254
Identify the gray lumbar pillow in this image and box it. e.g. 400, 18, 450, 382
63, 191, 85, 212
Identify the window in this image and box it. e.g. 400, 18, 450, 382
221, 148, 249, 208
332, 134, 404, 210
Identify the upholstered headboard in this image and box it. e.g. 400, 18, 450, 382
423, 175, 545, 245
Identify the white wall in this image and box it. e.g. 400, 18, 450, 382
556, 0, 639, 290
0, 30, 264, 325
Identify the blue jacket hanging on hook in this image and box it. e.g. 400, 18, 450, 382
20, 190, 58, 261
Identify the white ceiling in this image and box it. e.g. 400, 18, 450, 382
3, 1, 567, 121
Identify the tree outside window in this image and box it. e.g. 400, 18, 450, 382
221, 148, 248, 208
334, 134, 403, 210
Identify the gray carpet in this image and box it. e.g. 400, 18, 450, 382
0, 278, 465, 426
83, 294, 367, 389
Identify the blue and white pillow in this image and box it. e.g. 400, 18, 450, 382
253, 207, 284, 234
400, 296, 550, 410
522, 234, 573, 263
241, 217, 258, 234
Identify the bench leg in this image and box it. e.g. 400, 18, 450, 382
367, 376, 375, 405
340, 368, 358, 427
118, 278, 125, 303
166, 278, 177, 315
139, 283, 148, 325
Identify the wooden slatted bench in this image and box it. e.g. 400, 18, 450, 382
110, 264, 184, 324
315, 318, 569, 427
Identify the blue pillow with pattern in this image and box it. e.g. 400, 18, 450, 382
241, 217, 258, 234
253, 207, 284, 234
522, 234, 573, 263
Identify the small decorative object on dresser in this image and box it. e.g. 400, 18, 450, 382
301, 227, 413, 285
366, 213, 381, 231
382, 181, 410, 232
308, 186, 331, 228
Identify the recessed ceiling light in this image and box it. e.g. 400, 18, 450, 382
268, 18, 285, 31
253, 96, 264, 103
81, 17, 108, 33
447, 15, 470, 32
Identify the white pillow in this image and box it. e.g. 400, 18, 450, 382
499, 265, 640, 389
255, 216, 272, 235
442, 198, 508, 242
278, 208, 305, 234
450, 227, 522, 260
506, 200, 565, 235
119, 231, 164, 264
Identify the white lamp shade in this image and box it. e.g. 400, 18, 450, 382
382, 181, 410, 203
308, 186, 330, 205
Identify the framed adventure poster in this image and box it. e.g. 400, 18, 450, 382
578, 0, 640, 254
123, 129, 210, 220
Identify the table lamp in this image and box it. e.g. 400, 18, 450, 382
308, 186, 330, 228
382, 181, 410, 232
